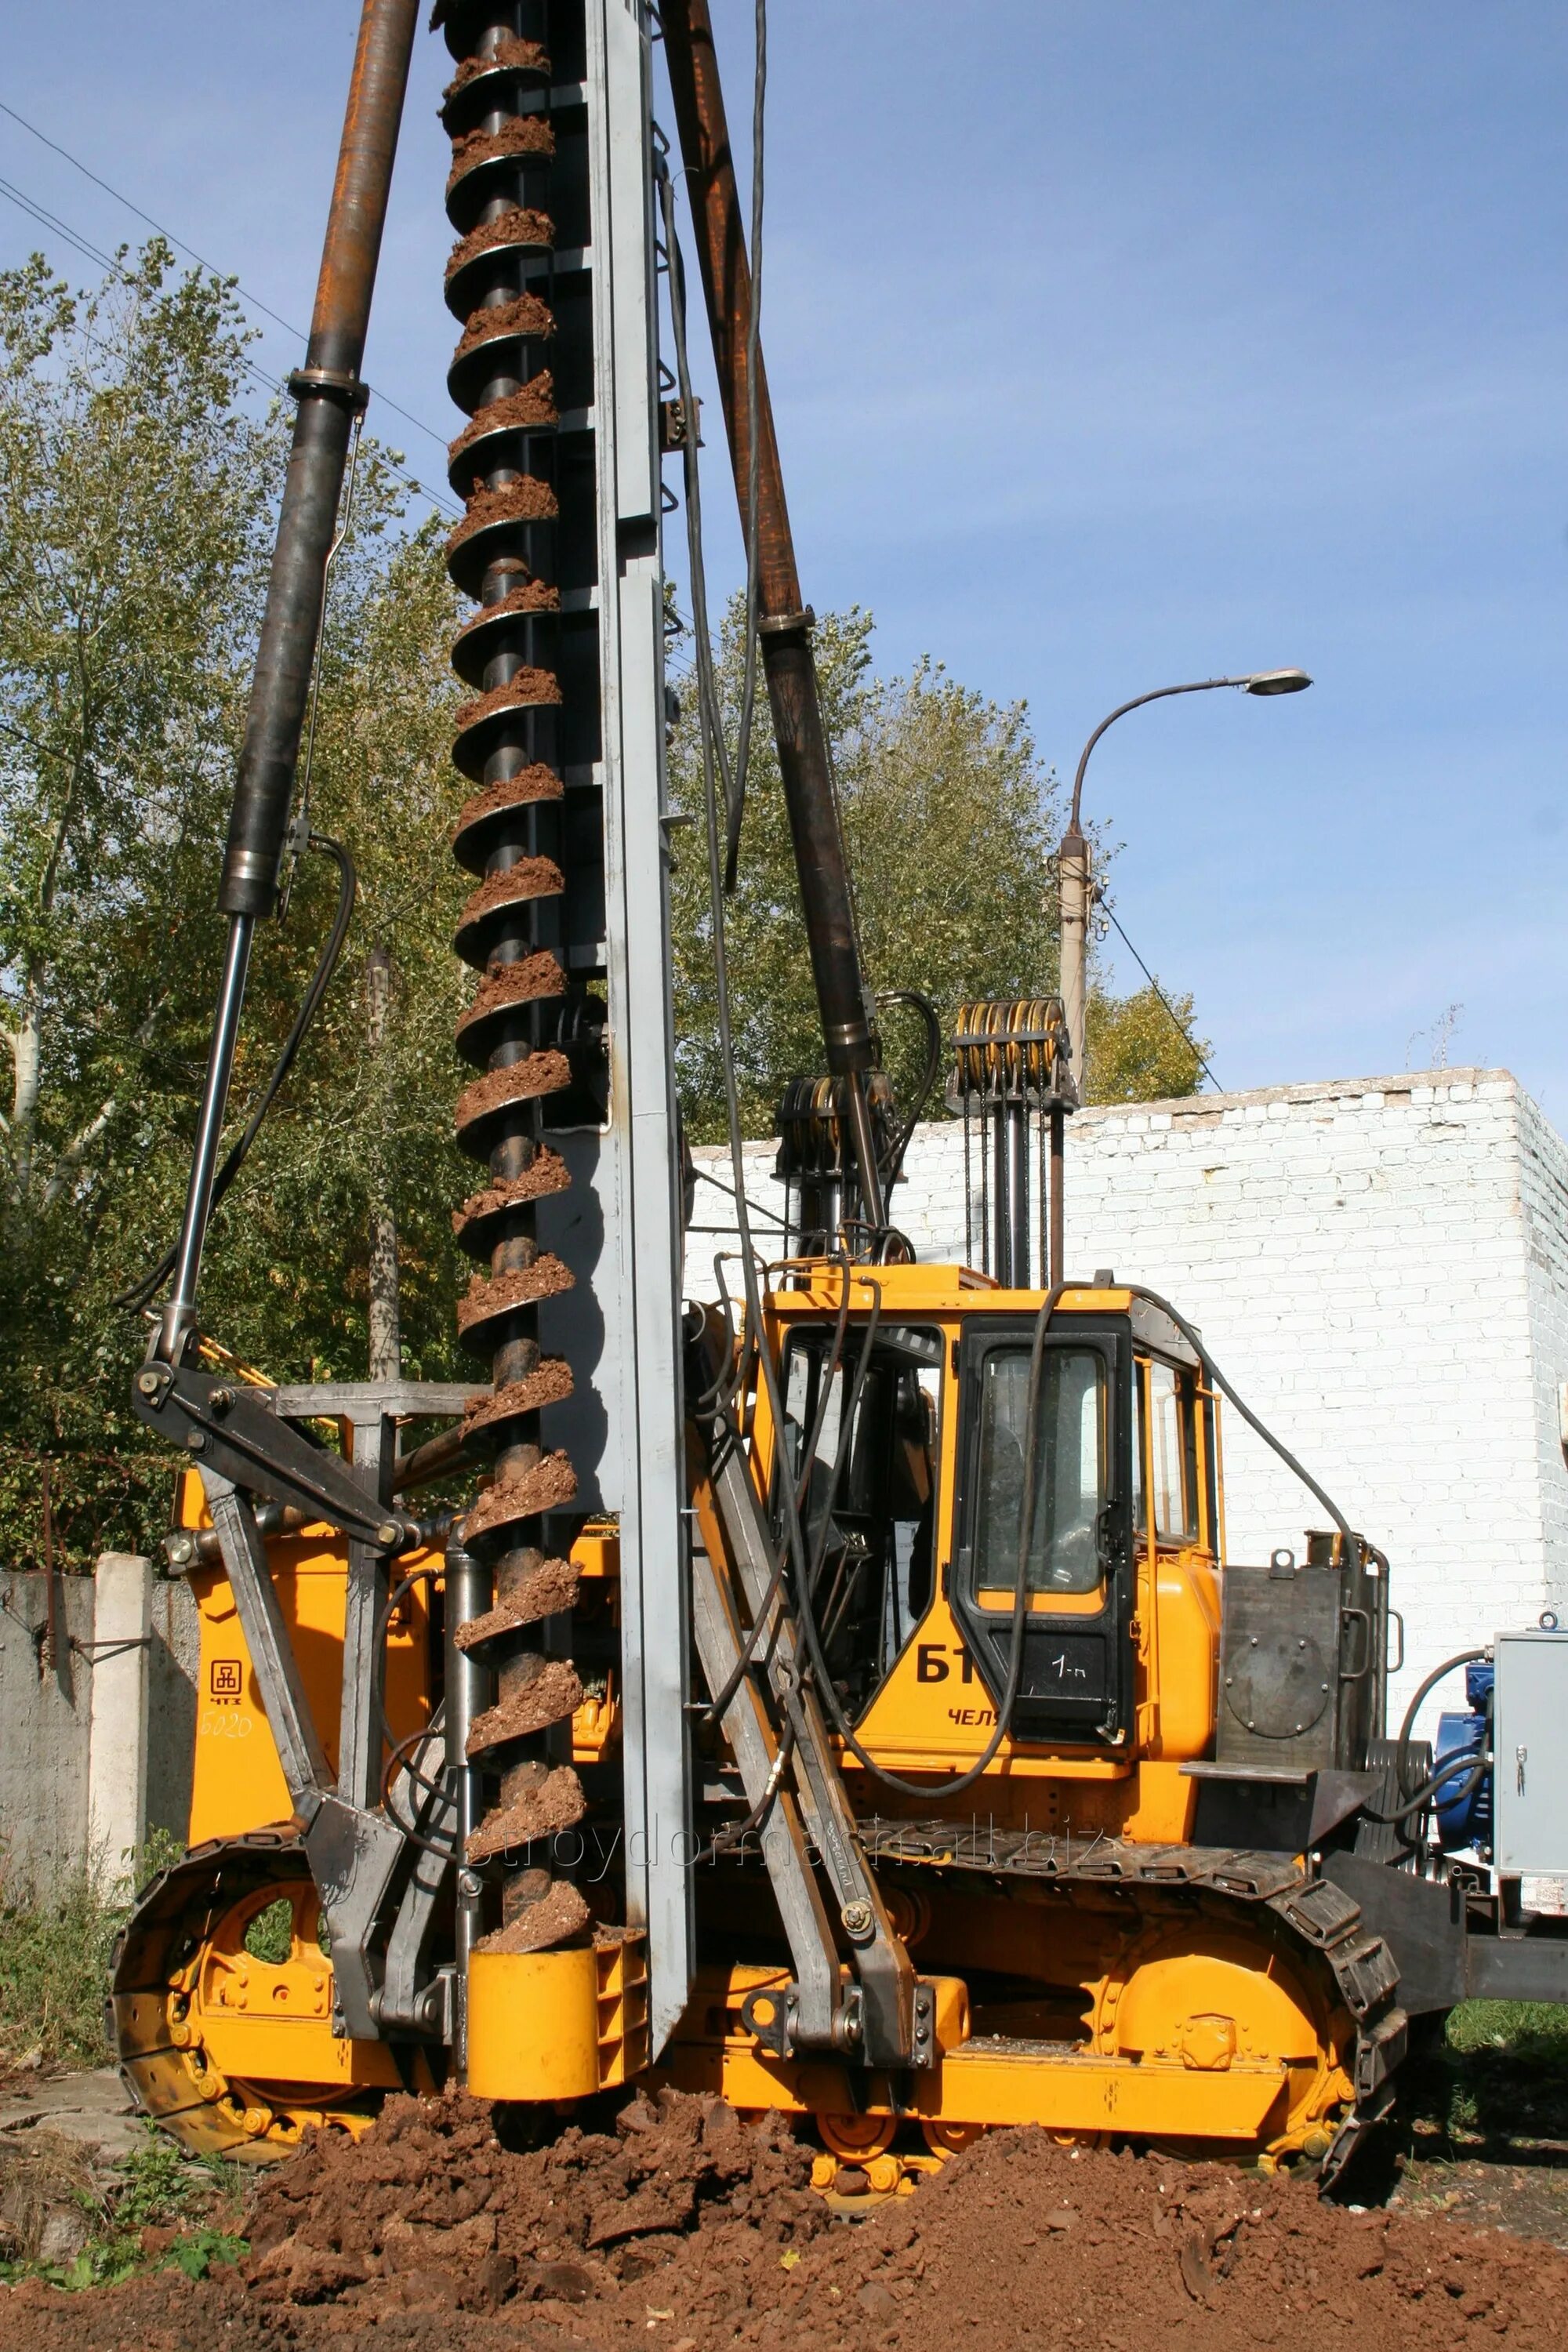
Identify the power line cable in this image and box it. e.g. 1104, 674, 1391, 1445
0, 169, 459, 521
1098, 897, 1221, 1092
0, 96, 454, 459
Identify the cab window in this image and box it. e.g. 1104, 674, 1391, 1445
971, 1345, 1106, 1596
777, 1323, 942, 1710
1148, 1359, 1198, 1543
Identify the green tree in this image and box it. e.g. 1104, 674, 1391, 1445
0, 245, 469, 1566
667, 599, 1205, 1142
197, 516, 470, 1392
0, 244, 277, 1562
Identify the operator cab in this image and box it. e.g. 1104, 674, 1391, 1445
761, 1276, 1217, 1755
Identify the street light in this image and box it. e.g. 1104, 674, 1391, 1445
1058, 669, 1312, 1091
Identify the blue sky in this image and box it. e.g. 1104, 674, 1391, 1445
4, 4, 1564, 1105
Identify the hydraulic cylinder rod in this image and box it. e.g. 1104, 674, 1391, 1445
660, 0, 885, 1231
157, 0, 419, 1359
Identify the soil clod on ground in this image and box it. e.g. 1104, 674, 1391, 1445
6, 2085, 1568, 2350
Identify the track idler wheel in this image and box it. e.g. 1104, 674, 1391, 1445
1088, 1900, 1356, 2165
109, 1832, 411, 2161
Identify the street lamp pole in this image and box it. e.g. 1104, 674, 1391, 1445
1058, 669, 1311, 1092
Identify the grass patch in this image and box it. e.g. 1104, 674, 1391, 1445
0, 1829, 186, 2070
1399, 1999, 1568, 2158
0, 2122, 246, 2288
0, 1875, 123, 2069
1445, 1999, 1568, 2058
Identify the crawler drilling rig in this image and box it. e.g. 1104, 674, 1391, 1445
112, 0, 1568, 2191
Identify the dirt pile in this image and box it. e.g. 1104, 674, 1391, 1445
5, 2092, 1568, 2351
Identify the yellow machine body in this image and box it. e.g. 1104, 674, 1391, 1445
135, 1275, 1360, 2177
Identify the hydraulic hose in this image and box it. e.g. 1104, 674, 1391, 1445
119, 833, 358, 1313
785, 1287, 1066, 1800
1392, 1646, 1490, 1802
1360, 1740, 1492, 1829
1127, 1284, 1356, 1555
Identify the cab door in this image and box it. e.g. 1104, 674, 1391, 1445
947, 1318, 1134, 1748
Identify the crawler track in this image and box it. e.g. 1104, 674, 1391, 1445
863, 1820, 1406, 2180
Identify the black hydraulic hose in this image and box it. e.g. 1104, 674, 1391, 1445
1127, 1285, 1356, 1555
877, 989, 942, 1196
1392, 1646, 1490, 1802
805, 1284, 884, 1599
699, 1258, 854, 1729
1360, 1741, 1491, 1828
118, 833, 358, 1312
786, 1287, 1066, 1799
691, 1717, 797, 1871
369, 1558, 444, 1773
380, 1708, 459, 1864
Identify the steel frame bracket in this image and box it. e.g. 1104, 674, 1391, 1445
132, 1364, 419, 1554
699, 1428, 920, 2067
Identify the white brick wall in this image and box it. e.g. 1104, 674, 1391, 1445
685, 1069, 1568, 1736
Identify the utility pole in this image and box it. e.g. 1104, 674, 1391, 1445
1058, 822, 1092, 1091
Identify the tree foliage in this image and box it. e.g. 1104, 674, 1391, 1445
0, 244, 1206, 1570
0, 245, 466, 1567
666, 600, 1206, 1142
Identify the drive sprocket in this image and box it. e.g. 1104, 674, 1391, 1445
109, 1830, 409, 2161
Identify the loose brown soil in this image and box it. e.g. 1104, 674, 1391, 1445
466, 1763, 586, 1865
9, 2089, 1568, 2351
467, 1657, 584, 1755
457, 1254, 577, 1334
454, 1151, 573, 1236
455, 575, 561, 633
458, 956, 568, 1047
452, 375, 560, 458
456, 671, 564, 735
455, 1064, 574, 1151
457, 857, 566, 930
447, 117, 556, 195
454, 760, 564, 836
448, 477, 559, 564
453, 292, 557, 363
461, 1368, 578, 1447
478, 1878, 594, 1958
463, 1450, 579, 1541
447, 211, 555, 286
443, 39, 551, 106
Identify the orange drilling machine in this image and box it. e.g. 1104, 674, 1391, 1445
113, 0, 1568, 2194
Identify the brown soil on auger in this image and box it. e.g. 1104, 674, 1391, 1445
447, 115, 555, 194
453, 578, 561, 643
454, 1150, 572, 1237
448, 475, 559, 557
11, 2089, 1568, 2351
452, 292, 555, 364
443, 38, 550, 104
456, 671, 564, 734
447, 211, 555, 285
463, 1450, 579, 1542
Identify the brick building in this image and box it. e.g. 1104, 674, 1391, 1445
685, 1069, 1568, 1732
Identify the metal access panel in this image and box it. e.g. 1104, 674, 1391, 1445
1494, 1631, 1568, 1876
1214, 1563, 1345, 1773
535, 0, 691, 2053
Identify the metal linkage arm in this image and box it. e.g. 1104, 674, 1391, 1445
699, 1431, 927, 2070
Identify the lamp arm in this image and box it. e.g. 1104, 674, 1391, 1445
1067, 676, 1254, 832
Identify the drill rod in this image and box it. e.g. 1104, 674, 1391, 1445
660, 0, 886, 1232
158, 0, 419, 1359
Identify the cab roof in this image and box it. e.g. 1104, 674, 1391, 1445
760, 1263, 1201, 1369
